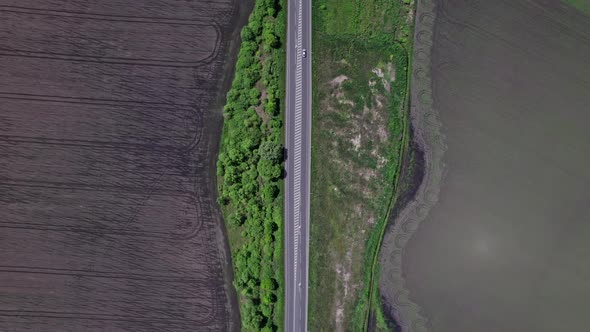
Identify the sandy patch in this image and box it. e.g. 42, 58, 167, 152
330, 74, 349, 86
351, 133, 361, 151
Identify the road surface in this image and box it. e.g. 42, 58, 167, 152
284, 0, 311, 331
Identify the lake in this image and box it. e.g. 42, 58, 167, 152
380, 0, 590, 331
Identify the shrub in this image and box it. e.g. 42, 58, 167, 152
217, 0, 284, 329
259, 141, 284, 162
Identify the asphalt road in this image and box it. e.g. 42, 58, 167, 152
284, 0, 311, 331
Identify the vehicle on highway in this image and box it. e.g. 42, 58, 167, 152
302, 48, 307, 58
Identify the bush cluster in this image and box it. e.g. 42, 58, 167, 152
217, 0, 285, 330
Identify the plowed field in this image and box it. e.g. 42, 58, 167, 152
0, 1, 248, 331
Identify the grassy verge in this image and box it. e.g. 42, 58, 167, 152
309, 0, 413, 330
217, 0, 286, 330
361, 9, 415, 327
361, 43, 412, 331
354, 43, 409, 331
563, 0, 590, 15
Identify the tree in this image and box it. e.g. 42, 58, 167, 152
260, 302, 272, 317
217, 194, 229, 206
263, 31, 279, 50
249, 88, 261, 106
248, 18, 262, 35
216, 0, 285, 329
270, 118, 282, 130
223, 165, 239, 185
262, 183, 279, 204
241, 25, 255, 42
264, 99, 277, 116
243, 112, 263, 132
240, 41, 258, 56
216, 156, 225, 176
258, 141, 283, 162
226, 87, 240, 103
228, 212, 245, 227
240, 137, 256, 152
236, 53, 255, 70
242, 305, 263, 330
242, 179, 259, 198
258, 158, 282, 180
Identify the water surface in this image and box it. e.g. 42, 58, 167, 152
381, 0, 590, 331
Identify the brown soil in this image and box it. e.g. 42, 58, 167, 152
0, 0, 251, 331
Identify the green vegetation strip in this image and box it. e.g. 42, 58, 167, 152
309, 0, 413, 330
563, 0, 590, 16
217, 0, 286, 330
355, 42, 411, 331
361, 42, 412, 332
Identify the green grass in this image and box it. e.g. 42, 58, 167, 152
563, 0, 590, 15
274, 2, 287, 328
310, 0, 413, 330
355, 46, 410, 331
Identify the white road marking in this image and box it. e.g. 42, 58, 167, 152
291, 0, 304, 331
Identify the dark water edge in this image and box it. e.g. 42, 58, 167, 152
382, 132, 426, 325
378, 0, 448, 330
208, 0, 255, 330
378, 129, 427, 331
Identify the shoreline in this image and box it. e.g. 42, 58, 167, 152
378, 0, 447, 331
